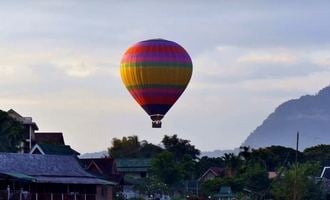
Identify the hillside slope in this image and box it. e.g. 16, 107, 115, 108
242, 86, 330, 150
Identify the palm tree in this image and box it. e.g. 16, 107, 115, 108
222, 153, 241, 177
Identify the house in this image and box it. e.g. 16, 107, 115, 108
33, 132, 65, 145
216, 186, 235, 200
7, 109, 39, 153
115, 158, 152, 199
80, 157, 123, 184
321, 166, 330, 179
7, 109, 71, 155
30, 143, 80, 156
116, 158, 151, 178
0, 153, 116, 200
320, 166, 330, 194
198, 167, 225, 182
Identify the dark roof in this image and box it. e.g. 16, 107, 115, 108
0, 153, 115, 185
34, 132, 65, 145
81, 158, 116, 175
80, 158, 123, 183
116, 159, 151, 172
321, 167, 330, 179
209, 167, 225, 176
33, 144, 80, 156
0, 153, 92, 177
199, 167, 225, 181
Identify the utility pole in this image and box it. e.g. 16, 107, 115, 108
293, 132, 299, 200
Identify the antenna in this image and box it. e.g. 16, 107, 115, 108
293, 132, 299, 200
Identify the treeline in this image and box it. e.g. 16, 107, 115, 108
109, 135, 330, 200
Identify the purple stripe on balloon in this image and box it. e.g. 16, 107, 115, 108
137, 40, 180, 47
122, 54, 192, 63
123, 57, 191, 63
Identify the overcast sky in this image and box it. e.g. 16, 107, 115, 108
1, 1, 330, 153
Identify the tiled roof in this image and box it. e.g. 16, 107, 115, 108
34, 132, 65, 145
36, 144, 80, 156
81, 158, 123, 183
0, 153, 115, 185
0, 153, 90, 177
116, 159, 151, 168
116, 159, 151, 172
81, 158, 116, 175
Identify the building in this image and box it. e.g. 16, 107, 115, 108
320, 166, 330, 196
34, 132, 65, 145
115, 159, 152, 199
116, 158, 151, 178
7, 109, 39, 153
81, 158, 123, 183
216, 186, 235, 200
30, 143, 80, 156
6, 109, 80, 156
0, 153, 116, 200
198, 167, 225, 182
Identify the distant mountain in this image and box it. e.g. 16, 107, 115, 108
201, 148, 239, 158
242, 85, 330, 150
79, 150, 108, 158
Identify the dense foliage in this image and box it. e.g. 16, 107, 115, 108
0, 110, 23, 152
108, 135, 330, 199
108, 135, 163, 158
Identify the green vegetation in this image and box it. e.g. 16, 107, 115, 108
0, 110, 23, 152
108, 135, 330, 199
108, 135, 163, 158
271, 162, 325, 200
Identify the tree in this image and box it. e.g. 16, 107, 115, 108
195, 156, 224, 178
151, 151, 182, 185
151, 135, 202, 188
222, 153, 241, 177
162, 134, 200, 160
139, 141, 164, 158
0, 110, 23, 152
250, 146, 303, 171
238, 163, 270, 193
304, 144, 330, 166
271, 162, 325, 200
134, 176, 169, 196
108, 135, 141, 158
108, 135, 163, 158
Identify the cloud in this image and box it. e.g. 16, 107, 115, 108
237, 53, 297, 64
309, 49, 330, 68
238, 71, 330, 94
1, 1, 330, 152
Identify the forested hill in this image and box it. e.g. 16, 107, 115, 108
242, 85, 330, 150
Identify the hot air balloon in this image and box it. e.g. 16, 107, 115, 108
120, 39, 193, 128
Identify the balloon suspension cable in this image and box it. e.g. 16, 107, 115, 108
150, 114, 164, 128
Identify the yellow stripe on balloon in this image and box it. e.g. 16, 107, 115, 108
120, 66, 192, 87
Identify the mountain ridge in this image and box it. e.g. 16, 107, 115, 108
242, 85, 330, 150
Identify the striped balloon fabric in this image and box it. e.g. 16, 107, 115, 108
120, 39, 193, 128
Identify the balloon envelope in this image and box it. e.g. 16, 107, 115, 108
120, 39, 193, 128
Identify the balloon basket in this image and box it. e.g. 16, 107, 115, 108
152, 121, 162, 128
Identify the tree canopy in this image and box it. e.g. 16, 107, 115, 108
162, 134, 200, 160
108, 135, 163, 158
0, 110, 23, 152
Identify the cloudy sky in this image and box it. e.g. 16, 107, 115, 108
1, 1, 330, 153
